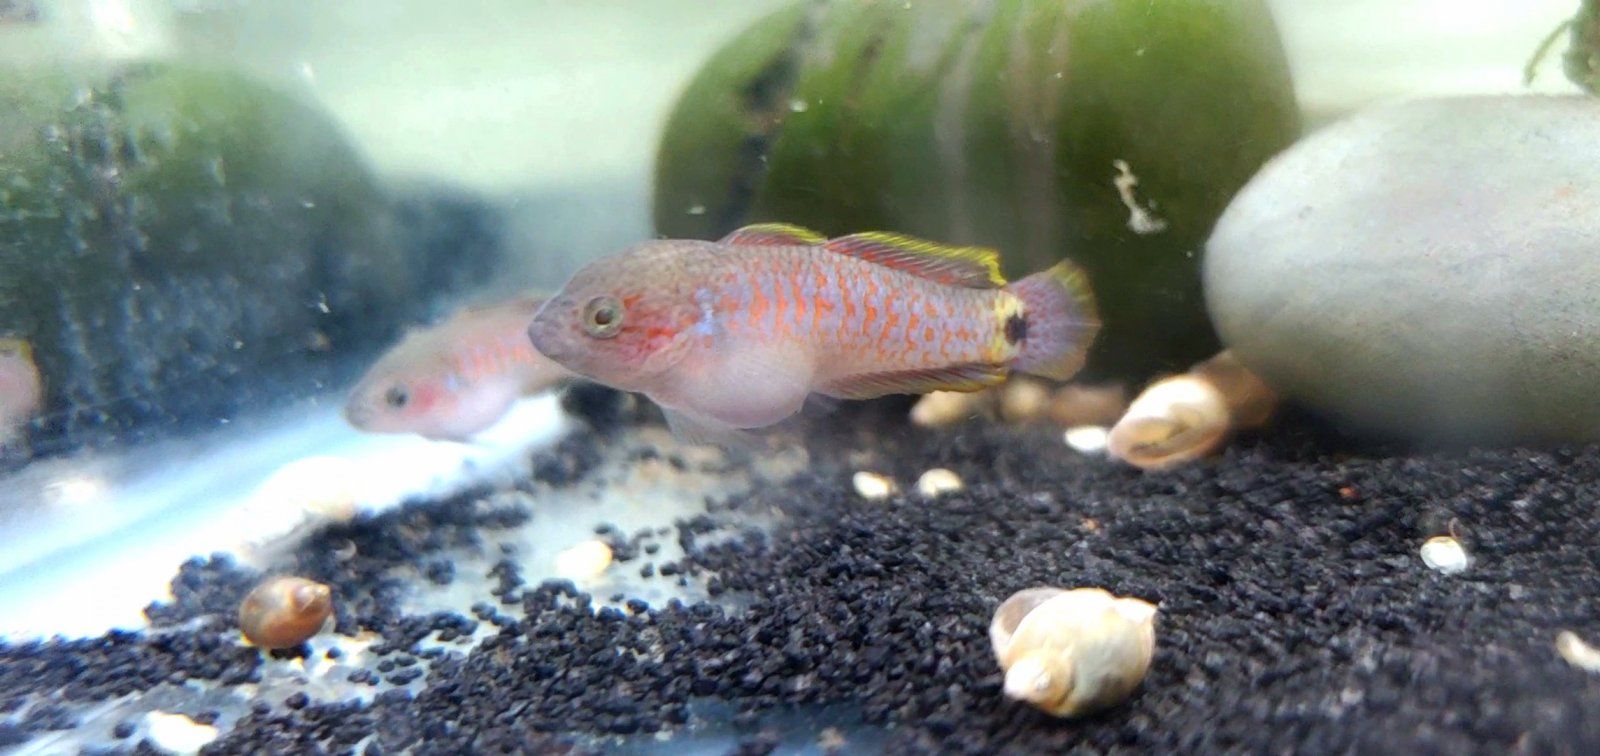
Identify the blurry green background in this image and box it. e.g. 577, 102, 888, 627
0, 0, 1583, 456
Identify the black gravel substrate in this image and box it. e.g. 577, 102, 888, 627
7, 392, 1600, 754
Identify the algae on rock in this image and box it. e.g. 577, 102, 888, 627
0, 61, 415, 449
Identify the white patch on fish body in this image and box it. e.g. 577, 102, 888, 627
693, 286, 717, 336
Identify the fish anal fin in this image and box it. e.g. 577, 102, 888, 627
822, 232, 1005, 288
719, 223, 828, 247
820, 362, 1008, 400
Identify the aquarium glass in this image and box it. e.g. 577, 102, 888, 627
1, 1, 1596, 753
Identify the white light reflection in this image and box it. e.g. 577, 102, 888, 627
43, 475, 109, 508
0, 392, 569, 640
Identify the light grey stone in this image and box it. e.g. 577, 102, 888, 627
1204, 95, 1600, 443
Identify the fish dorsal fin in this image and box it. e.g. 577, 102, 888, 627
819, 362, 1008, 400
718, 223, 828, 247
822, 232, 1005, 288
458, 290, 548, 317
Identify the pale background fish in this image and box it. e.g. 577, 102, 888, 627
0, 338, 43, 452
344, 295, 574, 441
527, 225, 1098, 444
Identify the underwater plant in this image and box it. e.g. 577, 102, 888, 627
1525, 0, 1600, 93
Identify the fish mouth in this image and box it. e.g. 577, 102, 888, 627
526, 299, 576, 363
341, 396, 373, 429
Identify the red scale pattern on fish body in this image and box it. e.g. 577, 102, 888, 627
446, 326, 535, 389
707, 246, 1003, 382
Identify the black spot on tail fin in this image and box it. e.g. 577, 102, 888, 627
1004, 313, 1027, 346
1004, 260, 1099, 380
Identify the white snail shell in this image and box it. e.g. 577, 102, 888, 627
915, 468, 963, 498
1107, 350, 1278, 470
1107, 373, 1230, 470
990, 587, 1157, 717
910, 389, 994, 427
999, 378, 1053, 424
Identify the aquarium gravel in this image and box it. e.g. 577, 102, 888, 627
6, 389, 1600, 754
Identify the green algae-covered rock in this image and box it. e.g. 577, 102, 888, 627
1558, 0, 1600, 93
0, 60, 414, 447
654, 0, 1301, 379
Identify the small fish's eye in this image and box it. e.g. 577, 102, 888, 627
582, 296, 624, 339
384, 386, 409, 408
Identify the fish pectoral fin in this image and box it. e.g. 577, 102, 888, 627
661, 407, 761, 451
819, 363, 1008, 400
802, 393, 842, 417
665, 340, 814, 428
718, 223, 828, 247
822, 232, 1005, 288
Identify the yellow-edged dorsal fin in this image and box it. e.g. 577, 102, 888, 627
822, 232, 1005, 288
718, 223, 828, 247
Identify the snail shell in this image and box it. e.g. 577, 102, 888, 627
1047, 383, 1129, 428
1107, 350, 1278, 470
910, 389, 994, 427
238, 576, 334, 649
990, 587, 1157, 717
999, 378, 1053, 424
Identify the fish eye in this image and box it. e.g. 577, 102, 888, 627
582, 296, 624, 339
384, 385, 409, 409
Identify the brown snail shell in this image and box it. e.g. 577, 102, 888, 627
990, 587, 1157, 717
238, 576, 334, 649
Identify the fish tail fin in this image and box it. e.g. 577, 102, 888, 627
1004, 260, 1100, 381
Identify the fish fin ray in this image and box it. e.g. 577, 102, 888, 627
1006, 260, 1100, 380
822, 232, 1005, 288
802, 393, 842, 416
819, 363, 1008, 400
719, 223, 828, 247
456, 291, 549, 318
662, 407, 761, 450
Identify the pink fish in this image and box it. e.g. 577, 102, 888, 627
0, 337, 42, 451
526, 223, 1099, 444
344, 295, 575, 441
